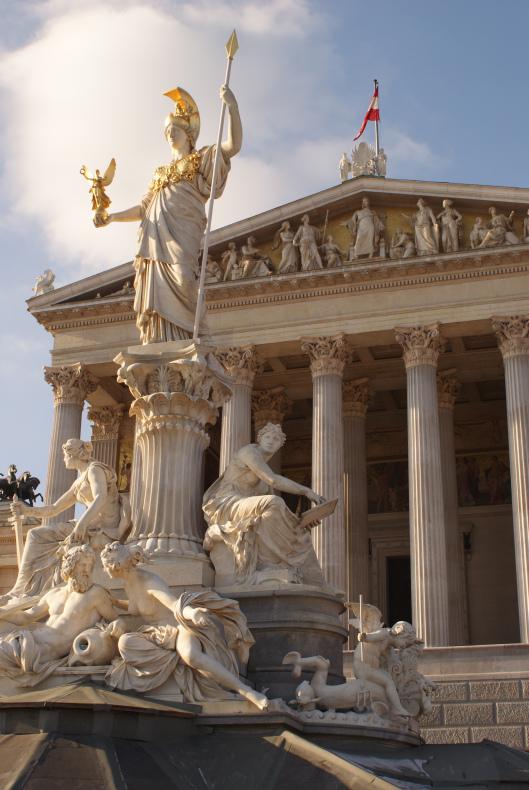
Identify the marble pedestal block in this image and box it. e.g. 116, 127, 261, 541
218, 586, 347, 700
115, 340, 232, 587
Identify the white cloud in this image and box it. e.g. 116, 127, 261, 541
384, 128, 446, 172
0, 0, 446, 276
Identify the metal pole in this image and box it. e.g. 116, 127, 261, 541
193, 32, 238, 340
374, 79, 380, 159
359, 592, 364, 661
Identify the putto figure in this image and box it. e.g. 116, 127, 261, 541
0, 545, 116, 687
203, 422, 326, 586
93, 86, 242, 344
2, 439, 130, 604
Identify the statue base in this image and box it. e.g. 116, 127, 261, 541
217, 584, 347, 700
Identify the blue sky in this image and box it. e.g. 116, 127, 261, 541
0, 0, 528, 492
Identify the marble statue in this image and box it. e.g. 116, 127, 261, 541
80, 159, 116, 222
203, 422, 326, 586
100, 542, 269, 709
344, 197, 384, 259
272, 221, 299, 274
390, 228, 416, 259
1, 439, 130, 604
241, 237, 273, 278
205, 256, 222, 283
384, 631, 435, 718
0, 545, 116, 687
479, 207, 520, 248
523, 209, 529, 242
339, 152, 351, 182
221, 242, 239, 281
32, 269, 55, 296
283, 651, 387, 714
94, 85, 242, 344
320, 235, 344, 268
375, 148, 387, 177
437, 199, 463, 253
351, 142, 377, 178
470, 217, 487, 249
402, 199, 439, 256
293, 214, 323, 271
348, 602, 416, 718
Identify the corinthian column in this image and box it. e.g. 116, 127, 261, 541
252, 386, 292, 473
44, 364, 98, 521
88, 405, 125, 470
343, 378, 370, 605
395, 324, 449, 646
115, 343, 231, 586
302, 335, 349, 592
216, 346, 262, 474
493, 316, 529, 642
437, 370, 468, 645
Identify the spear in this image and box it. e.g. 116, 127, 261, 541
193, 30, 239, 340
359, 592, 364, 662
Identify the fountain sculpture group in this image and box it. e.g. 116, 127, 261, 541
0, 82, 433, 742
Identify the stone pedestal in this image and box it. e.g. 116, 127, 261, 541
218, 585, 347, 700
395, 325, 449, 647
115, 340, 232, 587
493, 316, 529, 643
252, 386, 292, 473
343, 378, 370, 606
88, 405, 124, 471
437, 370, 468, 645
44, 364, 98, 522
216, 346, 262, 475
302, 335, 349, 594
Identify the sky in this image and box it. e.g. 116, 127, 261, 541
0, 0, 528, 494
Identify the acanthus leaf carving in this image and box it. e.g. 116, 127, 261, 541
492, 315, 529, 359
395, 323, 444, 369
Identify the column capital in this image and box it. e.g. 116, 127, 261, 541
395, 323, 444, 369
88, 404, 125, 441
437, 369, 460, 411
252, 386, 292, 432
301, 334, 351, 378
44, 364, 98, 406
492, 315, 529, 360
215, 345, 263, 386
343, 378, 370, 418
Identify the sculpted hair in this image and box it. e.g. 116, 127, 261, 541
61, 543, 95, 582
257, 422, 286, 448
390, 620, 416, 639
100, 541, 148, 572
62, 438, 94, 462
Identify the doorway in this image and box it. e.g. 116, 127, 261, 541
386, 555, 412, 625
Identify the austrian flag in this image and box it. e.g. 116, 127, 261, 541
353, 81, 380, 142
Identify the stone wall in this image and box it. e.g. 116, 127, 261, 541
422, 678, 529, 749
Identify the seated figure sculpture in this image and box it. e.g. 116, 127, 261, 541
0, 544, 116, 687
203, 422, 326, 587
101, 542, 269, 710
2, 438, 130, 604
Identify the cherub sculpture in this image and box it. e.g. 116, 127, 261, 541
80, 158, 116, 222
347, 601, 416, 718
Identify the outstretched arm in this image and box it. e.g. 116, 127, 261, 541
240, 446, 324, 504
220, 86, 242, 158
94, 205, 142, 227
12, 484, 77, 523
0, 595, 49, 624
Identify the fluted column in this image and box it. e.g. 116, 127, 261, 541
343, 378, 370, 605
115, 344, 232, 588
44, 364, 98, 522
252, 386, 292, 473
437, 370, 468, 645
395, 324, 449, 646
493, 316, 529, 642
88, 405, 124, 470
216, 346, 262, 474
302, 335, 349, 592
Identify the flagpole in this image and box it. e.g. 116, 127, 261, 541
374, 79, 380, 158
193, 31, 239, 341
